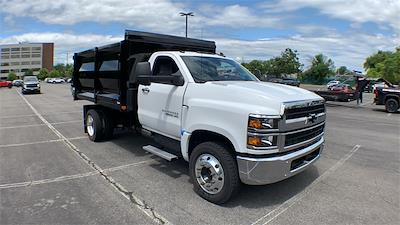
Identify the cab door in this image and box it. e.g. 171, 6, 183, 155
137, 55, 187, 139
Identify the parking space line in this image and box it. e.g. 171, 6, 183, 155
0, 160, 153, 189
0, 110, 81, 119
0, 136, 86, 149
0, 120, 82, 130
251, 145, 361, 225
16, 90, 171, 225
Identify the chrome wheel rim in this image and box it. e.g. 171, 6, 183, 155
87, 115, 94, 136
195, 154, 224, 194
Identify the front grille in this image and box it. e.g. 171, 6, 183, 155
26, 84, 37, 87
285, 124, 324, 146
285, 104, 325, 119
290, 148, 320, 171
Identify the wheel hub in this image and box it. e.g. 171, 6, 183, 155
195, 154, 224, 194
86, 115, 94, 136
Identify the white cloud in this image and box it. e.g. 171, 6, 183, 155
216, 33, 400, 71
0, 0, 186, 33
0, 32, 122, 64
263, 0, 400, 33
1, 32, 398, 71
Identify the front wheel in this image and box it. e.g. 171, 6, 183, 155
189, 142, 240, 204
385, 98, 399, 113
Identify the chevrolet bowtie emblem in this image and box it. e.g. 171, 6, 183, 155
305, 113, 317, 124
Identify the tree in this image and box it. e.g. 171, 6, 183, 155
7, 72, 17, 81
242, 48, 302, 80
302, 54, 335, 84
38, 68, 49, 80
24, 69, 34, 76
364, 48, 400, 84
48, 70, 61, 78
65, 64, 73, 78
336, 66, 349, 75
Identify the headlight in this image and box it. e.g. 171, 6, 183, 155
248, 115, 279, 130
23, 84, 27, 88
247, 134, 277, 147
247, 114, 280, 149
37, 83, 40, 87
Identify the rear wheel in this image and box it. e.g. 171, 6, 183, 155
385, 98, 399, 113
189, 142, 240, 204
86, 109, 104, 142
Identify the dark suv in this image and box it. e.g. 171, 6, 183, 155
22, 76, 41, 94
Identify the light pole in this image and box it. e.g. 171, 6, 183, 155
180, 12, 194, 38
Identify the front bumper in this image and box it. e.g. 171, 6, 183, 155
237, 137, 324, 185
23, 87, 40, 93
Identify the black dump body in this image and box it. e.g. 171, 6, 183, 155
72, 30, 216, 112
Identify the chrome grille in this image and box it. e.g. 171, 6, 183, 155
285, 123, 324, 146
285, 104, 325, 120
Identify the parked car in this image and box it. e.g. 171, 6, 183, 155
0, 80, 12, 88
73, 30, 326, 204
48, 78, 65, 83
12, 79, 23, 87
326, 80, 340, 88
374, 85, 400, 113
266, 76, 300, 87
22, 76, 40, 94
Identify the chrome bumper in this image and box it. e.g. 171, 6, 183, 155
237, 137, 324, 185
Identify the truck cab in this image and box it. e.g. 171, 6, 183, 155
72, 30, 326, 204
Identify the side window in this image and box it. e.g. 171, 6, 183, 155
153, 56, 181, 76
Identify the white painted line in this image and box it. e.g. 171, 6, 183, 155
387, 113, 392, 117
251, 145, 361, 225
0, 110, 81, 119
16, 90, 171, 225
0, 139, 62, 148
0, 136, 86, 148
0, 160, 152, 189
0, 120, 82, 130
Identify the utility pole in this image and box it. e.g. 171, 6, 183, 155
179, 12, 194, 38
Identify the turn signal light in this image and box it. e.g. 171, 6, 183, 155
247, 136, 261, 146
248, 118, 263, 129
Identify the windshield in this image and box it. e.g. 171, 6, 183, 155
24, 76, 38, 82
182, 56, 258, 83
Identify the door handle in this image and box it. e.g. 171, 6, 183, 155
141, 87, 150, 94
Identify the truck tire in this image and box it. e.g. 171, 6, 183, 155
86, 109, 104, 142
189, 142, 240, 204
385, 98, 399, 113
99, 110, 114, 140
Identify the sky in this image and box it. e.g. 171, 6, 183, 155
0, 0, 399, 72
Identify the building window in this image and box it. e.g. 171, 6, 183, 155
1, 48, 10, 52
21, 47, 30, 51
31, 61, 41, 65
1, 55, 9, 59
11, 55, 20, 58
10, 62, 20, 66
0, 62, 9, 66
32, 47, 41, 51
21, 54, 30, 58
1, 70, 9, 73
11, 48, 20, 51
21, 61, 30, 65
31, 54, 41, 58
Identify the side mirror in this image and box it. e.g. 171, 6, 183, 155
135, 62, 151, 86
171, 73, 184, 86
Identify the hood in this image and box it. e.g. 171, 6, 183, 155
186, 81, 323, 116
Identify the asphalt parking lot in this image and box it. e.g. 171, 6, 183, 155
0, 83, 399, 225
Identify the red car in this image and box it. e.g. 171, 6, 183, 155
0, 80, 12, 88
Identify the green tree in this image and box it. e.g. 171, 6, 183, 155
38, 68, 49, 80
336, 66, 349, 75
54, 63, 66, 76
364, 48, 400, 84
302, 54, 335, 84
7, 72, 17, 81
48, 70, 61, 78
242, 48, 302, 80
24, 69, 34, 76
65, 64, 73, 78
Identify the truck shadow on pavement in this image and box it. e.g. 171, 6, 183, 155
109, 130, 321, 208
